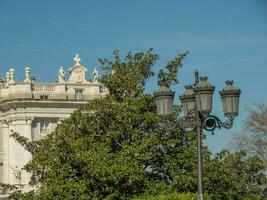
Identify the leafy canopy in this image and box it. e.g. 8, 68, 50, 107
100, 49, 188, 102
232, 102, 267, 167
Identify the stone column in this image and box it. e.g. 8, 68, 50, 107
9, 118, 33, 185
2, 121, 10, 184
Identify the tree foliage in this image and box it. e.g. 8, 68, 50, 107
132, 192, 211, 200
205, 150, 266, 200
100, 49, 159, 102
157, 51, 188, 86
15, 96, 199, 199
1, 49, 266, 200
232, 102, 267, 167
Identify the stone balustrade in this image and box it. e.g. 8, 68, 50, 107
32, 84, 56, 92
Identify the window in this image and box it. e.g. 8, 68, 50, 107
40, 95, 48, 100
75, 89, 83, 100
40, 121, 49, 133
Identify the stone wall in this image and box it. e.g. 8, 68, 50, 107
0, 122, 3, 181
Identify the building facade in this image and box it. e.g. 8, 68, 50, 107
0, 55, 107, 191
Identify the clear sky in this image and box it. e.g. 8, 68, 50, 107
0, 0, 266, 153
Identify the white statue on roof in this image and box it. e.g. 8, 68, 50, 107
68, 54, 89, 84
58, 66, 65, 83
74, 54, 81, 66
5, 71, 10, 86
9, 68, 15, 84
24, 66, 31, 83
92, 67, 99, 83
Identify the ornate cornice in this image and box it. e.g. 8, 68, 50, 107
0, 98, 90, 112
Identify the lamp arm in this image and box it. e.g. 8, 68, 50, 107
180, 111, 236, 134
203, 114, 235, 134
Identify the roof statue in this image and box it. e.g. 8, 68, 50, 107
24, 66, 31, 83
92, 67, 99, 83
58, 66, 65, 83
68, 54, 89, 84
9, 68, 16, 84
5, 71, 10, 83
74, 54, 81, 66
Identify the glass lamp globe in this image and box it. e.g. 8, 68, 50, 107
194, 76, 215, 113
219, 80, 241, 117
154, 81, 175, 116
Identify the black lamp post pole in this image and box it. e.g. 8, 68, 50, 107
196, 112, 204, 200
194, 70, 204, 200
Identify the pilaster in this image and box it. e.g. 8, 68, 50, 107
9, 118, 33, 185
2, 120, 10, 184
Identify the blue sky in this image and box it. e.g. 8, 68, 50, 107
0, 0, 266, 153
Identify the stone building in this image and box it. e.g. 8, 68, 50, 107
0, 55, 107, 191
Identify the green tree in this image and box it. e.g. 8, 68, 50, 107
1, 49, 266, 200
231, 102, 267, 167
5, 49, 194, 199
133, 192, 211, 200
205, 150, 266, 200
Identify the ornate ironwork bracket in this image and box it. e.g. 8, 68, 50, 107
203, 114, 235, 134
181, 111, 236, 135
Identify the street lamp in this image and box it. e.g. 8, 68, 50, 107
153, 81, 175, 116
154, 70, 241, 200
180, 85, 195, 115
219, 80, 241, 117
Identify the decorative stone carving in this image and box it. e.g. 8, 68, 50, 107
68, 54, 89, 84
9, 68, 15, 84
92, 67, 99, 83
6, 71, 10, 83
5, 70, 12, 86
24, 66, 31, 83
74, 54, 81, 66
58, 66, 65, 83
0, 74, 4, 83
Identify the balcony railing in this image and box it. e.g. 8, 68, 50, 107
32, 84, 56, 92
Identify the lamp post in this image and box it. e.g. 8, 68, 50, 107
154, 70, 241, 200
